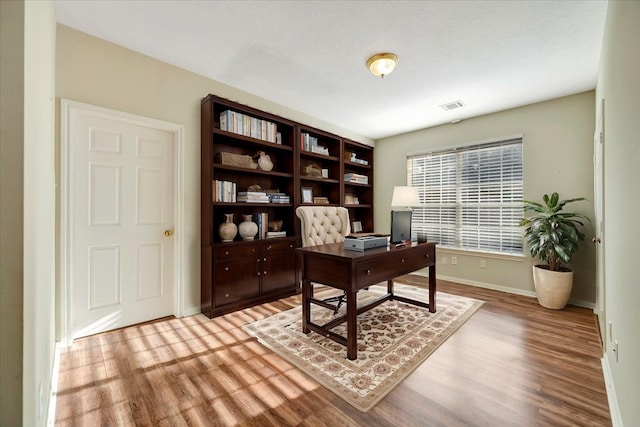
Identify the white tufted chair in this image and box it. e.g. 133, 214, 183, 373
296, 206, 351, 314
296, 206, 351, 247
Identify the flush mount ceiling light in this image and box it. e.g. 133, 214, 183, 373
366, 53, 399, 79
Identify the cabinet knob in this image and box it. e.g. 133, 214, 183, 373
425, 254, 430, 259
225, 293, 229, 298
289, 244, 294, 248
225, 251, 229, 255
257, 272, 260, 276
401, 258, 405, 263
224, 266, 229, 271
263, 271, 267, 275
264, 257, 267, 262
267, 245, 272, 250
366, 269, 371, 275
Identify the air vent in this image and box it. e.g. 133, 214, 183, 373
439, 100, 465, 111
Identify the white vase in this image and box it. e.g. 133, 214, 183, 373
256, 151, 273, 171
218, 213, 237, 242
238, 214, 258, 241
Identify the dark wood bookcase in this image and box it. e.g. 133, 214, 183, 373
201, 94, 374, 318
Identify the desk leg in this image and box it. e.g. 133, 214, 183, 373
429, 264, 436, 313
302, 279, 311, 334
387, 279, 393, 295
346, 290, 357, 360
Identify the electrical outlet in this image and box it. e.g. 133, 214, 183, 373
441, 257, 447, 265
451, 256, 457, 265
480, 259, 486, 268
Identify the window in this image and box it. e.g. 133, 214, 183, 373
407, 137, 523, 255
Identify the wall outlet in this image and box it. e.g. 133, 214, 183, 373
451, 256, 457, 265
441, 257, 447, 265
480, 259, 486, 268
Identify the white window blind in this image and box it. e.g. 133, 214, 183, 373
408, 138, 523, 255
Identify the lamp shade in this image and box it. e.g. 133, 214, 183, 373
391, 186, 419, 208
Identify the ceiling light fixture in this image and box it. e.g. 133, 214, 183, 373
366, 53, 398, 79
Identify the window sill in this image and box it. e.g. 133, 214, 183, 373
436, 246, 526, 262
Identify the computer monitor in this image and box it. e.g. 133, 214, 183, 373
390, 210, 412, 243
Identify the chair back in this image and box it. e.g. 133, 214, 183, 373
296, 206, 351, 247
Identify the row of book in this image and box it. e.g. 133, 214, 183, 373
250, 213, 287, 239
220, 110, 281, 144
236, 191, 291, 204
213, 180, 237, 202
344, 173, 369, 184
301, 133, 329, 155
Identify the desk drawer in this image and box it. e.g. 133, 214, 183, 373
355, 245, 435, 286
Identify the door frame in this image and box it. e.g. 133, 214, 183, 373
60, 99, 185, 346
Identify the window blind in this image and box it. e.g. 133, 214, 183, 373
407, 138, 523, 255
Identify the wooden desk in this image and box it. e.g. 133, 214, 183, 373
296, 241, 436, 360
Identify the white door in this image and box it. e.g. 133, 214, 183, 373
594, 98, 605, 347
67, 104, 175, 339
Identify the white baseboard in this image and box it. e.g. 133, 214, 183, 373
411, 272, 595, 309
601, 354, 624, 426
182, 306, 202, 317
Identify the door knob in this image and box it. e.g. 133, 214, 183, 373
164, 230, 173, 237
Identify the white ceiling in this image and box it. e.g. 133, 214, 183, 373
54, 0, 608, 140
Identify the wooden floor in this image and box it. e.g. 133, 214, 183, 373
54, 276, 611, 426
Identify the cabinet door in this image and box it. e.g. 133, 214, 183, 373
214, 257, 260, 306
262, 250, 296, 294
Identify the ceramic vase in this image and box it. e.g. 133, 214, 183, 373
238, 214, 258, 241
218, 213, 237, 242
256, 151, 274, 171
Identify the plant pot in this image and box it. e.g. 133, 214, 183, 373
532, 265, 573, 310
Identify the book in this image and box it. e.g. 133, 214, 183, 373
251, 212, 269, 239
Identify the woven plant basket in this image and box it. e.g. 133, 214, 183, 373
532, 265, 573, 309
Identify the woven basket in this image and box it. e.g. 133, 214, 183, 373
215, 152, 258, 169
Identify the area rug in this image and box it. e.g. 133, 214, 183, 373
243, 283, 484, 412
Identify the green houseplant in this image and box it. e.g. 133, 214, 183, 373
519, 192, 590, 309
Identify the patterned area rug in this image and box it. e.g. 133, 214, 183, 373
243, 283, 484, 412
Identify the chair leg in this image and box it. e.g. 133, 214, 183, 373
324, 292, 347, 315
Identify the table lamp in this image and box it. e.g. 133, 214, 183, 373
390, 186, 419, 243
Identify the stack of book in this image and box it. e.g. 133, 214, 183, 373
344, 173, 369, 184
213, 180, 236, 202
344, 193, 360, 204
301, 133, 329, 155
237, 191, 269, 203
219, 110, 279, 143
267, 191, 290, 203
266, 231, 286, 238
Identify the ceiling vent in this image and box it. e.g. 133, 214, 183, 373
439, 100, 465, 111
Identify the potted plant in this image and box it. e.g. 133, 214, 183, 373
519, 192, 590, 309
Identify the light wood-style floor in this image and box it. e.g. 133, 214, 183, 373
54, 276, 611, 426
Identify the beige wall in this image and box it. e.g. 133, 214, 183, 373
0, 1, 57, 425
375, 92, 596, 304
596, 1, 640, 425
55, 25, 372, 318
1, 1, 25, 424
